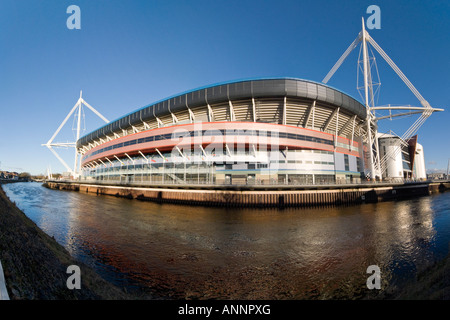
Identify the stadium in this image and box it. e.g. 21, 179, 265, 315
76, 78, 369, 186
41, 19, 444, 209
61, 21, 442, 188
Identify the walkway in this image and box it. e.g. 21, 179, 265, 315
0, 261, 10, 300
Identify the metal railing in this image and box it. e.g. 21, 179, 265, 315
46, 176, 430, 189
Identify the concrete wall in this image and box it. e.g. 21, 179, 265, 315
43, 181, 442, 209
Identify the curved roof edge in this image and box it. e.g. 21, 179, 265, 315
78, 77, 366, 147
127, 76, 363, 117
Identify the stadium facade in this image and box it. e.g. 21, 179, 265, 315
75, 78, 422, 186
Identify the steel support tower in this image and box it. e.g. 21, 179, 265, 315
323, 18, 443, 180
43, 91, 109, 178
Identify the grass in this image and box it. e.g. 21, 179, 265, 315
393, 254, 450, 300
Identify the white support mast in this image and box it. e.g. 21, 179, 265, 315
43, 91, 109, 178
74, 91, 83, 174
361, 18, 381, 180
322, 17, 443, 181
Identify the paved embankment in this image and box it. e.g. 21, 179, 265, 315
43, 180, 450, 208
0, 260, 9, 300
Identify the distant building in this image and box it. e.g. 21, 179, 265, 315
61, 172, 72, 180
378, 134, 426, 181
0, 171, 19, 180
427, 172, 445, 180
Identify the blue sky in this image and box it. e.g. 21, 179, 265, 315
0, 0, 448, 175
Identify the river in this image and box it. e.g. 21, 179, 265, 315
2, 182, 450, 299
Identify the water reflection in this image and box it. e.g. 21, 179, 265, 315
3, 182, 450, 299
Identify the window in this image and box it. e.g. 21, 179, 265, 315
344, 154, 350, 171
124, 140, 137, 146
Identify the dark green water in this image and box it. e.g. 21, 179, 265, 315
3, 182, 450, 299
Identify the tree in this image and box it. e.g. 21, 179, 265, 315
19, 172, 31, 179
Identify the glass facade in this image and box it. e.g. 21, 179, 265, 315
78, 78, 367, 186
81, 148, 362, 186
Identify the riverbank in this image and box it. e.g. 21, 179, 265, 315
0, 183, 135, 300
396, 258, 450, 299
